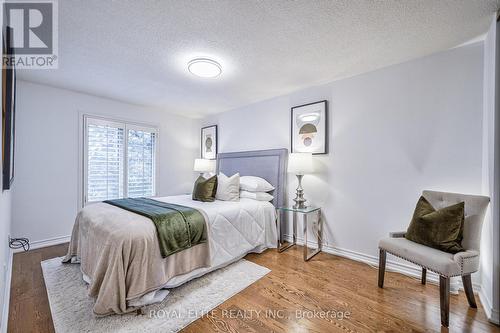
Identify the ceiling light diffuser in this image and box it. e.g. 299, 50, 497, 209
188, 58, 222, 78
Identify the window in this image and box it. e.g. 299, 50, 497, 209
83, 116, 158, 205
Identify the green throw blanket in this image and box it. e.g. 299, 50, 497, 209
104, 198, 207, 258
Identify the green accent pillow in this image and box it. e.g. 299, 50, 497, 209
405, 196, 465, 254
192, 175, 218, 202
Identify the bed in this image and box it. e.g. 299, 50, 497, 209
63, 148, 287, 316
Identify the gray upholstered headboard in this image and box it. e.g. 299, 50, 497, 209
217, 149, 288, 208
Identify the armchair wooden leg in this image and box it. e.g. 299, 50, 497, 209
421, 268, 426, 285
378, 249, 386, 288
439, 275, 450, 327
462, 274, 477, 308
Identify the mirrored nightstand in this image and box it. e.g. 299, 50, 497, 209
276, 206, 322, 261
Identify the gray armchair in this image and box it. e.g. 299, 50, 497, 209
378, 190, 490, 327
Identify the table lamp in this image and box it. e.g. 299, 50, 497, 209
193, 158, 216, 177
288, 153, 313, 209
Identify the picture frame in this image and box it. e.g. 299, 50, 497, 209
201, 125, 217, 160
2, 26, 16, 191
291, 100, 327, 154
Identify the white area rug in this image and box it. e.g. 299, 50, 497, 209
41, 257, 270, 333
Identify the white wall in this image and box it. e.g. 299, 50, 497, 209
0, 183, 10, 330
0, 3, 13, 327
203, 43, 484, 278
0, 185, 10, 330
495, 14, 500, 324
11, 81, 199, 244
0, 50, 11, 328
481, 14, 500, 325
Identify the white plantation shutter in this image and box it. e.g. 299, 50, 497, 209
85, 120, 125, 202
127, 127, 156, 198
83, 116, 158, 205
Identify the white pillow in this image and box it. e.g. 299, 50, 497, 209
239, 176, 274, 192
216, 173, 240, 201
240, 190, 274, 202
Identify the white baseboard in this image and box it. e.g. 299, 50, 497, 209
479, 287, 500, 325
283, 234, 481, 295
490, 308, 500, 325
1, 250, 13, 333
13, 235, 70, 253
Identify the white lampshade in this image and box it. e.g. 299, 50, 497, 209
194, 158, 215, 173
288, 153, 313, 175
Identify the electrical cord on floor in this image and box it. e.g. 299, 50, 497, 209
9, 237, 30, 251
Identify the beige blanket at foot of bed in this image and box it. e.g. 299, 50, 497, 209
63, 202, 211, 316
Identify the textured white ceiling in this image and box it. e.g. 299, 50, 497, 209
19, 0, 499, 118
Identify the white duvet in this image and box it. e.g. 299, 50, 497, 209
158, 195, 277, 287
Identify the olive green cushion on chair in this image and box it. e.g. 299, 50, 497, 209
405, 196, 465, 254
378, 190, 490, 327
192, 175, 218, 202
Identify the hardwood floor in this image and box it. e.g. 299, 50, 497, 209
8, 243, 500, 333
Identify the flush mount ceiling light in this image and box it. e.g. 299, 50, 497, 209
187, 58, 222, 78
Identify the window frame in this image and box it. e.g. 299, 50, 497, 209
81, 114, 159, 207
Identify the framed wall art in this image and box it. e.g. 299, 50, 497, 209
201, 125, 217, 160
2, 26, 16, 191
291, 100, 327, 154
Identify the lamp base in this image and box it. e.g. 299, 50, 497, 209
292, 174, 307, 209
293, 199, 307, 209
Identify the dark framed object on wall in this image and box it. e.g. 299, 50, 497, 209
2, 26, 16, 191
201, 125, 217, 160
291, 100, 327, 154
